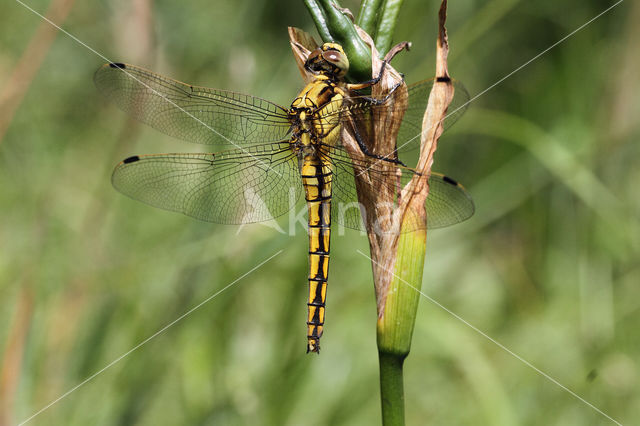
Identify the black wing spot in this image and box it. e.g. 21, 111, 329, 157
442, 175, 458, 186
109, 62, 126, 69
123, 155, 140, 164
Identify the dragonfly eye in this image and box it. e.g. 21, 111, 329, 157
323, 51, 341, 63
305, 43, 349, 77
307, 49, 321, 62
304, 48, 324, 73
321, 49, 349, 76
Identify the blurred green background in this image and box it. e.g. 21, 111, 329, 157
1, 0, 638, 424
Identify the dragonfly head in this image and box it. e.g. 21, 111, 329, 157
304, 43, 349, 79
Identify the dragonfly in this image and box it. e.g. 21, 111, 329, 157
94, 42, 474, 353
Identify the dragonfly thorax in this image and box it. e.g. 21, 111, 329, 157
289, 75, 338, 111
288, 74, 345, 155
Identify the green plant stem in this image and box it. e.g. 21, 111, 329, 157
374, 0, 404, 56
357, 0, 383, 35
377, 228, 425, 354
377, 225, 426, 425
303, 0, 333, 42
378, 352, 405, 425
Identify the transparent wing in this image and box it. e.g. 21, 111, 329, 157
423, 173, 476, 228
94, 63, 292, 147
112, 142, 302, 224
326, 146, 474, 232
396, 78, 470, 151
320, 78, 469, 153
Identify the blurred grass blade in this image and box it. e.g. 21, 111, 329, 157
0, 0, 76, 143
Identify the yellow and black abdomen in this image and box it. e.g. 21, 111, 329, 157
290, 76, 344, 353
301, 154, 332, 353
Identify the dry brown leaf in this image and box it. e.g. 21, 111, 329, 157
288, 27, 318, 84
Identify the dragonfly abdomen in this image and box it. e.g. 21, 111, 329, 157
301, 155, 332, 353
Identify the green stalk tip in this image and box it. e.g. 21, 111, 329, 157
374, 0, 405, 56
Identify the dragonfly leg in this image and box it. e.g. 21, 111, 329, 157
358, 80, 404, 105
351, 122, 407, 167
345, 60, 391, 91
347, 40, 410, 91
